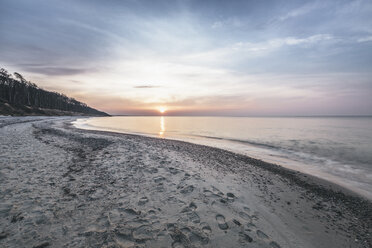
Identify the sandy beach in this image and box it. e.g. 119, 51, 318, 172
0, 116, 371, 248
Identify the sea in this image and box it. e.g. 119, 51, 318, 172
73, 116, 372, 199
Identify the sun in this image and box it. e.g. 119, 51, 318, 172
158, 106, 167, 114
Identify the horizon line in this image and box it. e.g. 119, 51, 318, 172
108, 114, 372, 118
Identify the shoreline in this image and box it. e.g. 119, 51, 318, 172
74, 117, 372, 201
70, 120, 371, 208
1, 116, 371, 247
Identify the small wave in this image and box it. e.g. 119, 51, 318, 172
193, 134, 281, 150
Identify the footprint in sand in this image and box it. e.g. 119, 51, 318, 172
256, 230, 269, 239
132, 225, 153, 241
147, 210, 156, 215
148, 168, 158, 174
115, 232, 135, 247
211, 186, 223, 195
200, 222, 212, 234
243, 206, 250, 212
189, 202, 197, 210
270, 241, 282, 248
203, 189, 222, 200
239, 211, 252, 221
138, 197, 149, 205
168, 167, 180, 175
239, 232, 253, 243
226, 192, 235, 202
233, 219, 241, 226
154, 176, 165, 183
245, 222, 256, 232
180, 227, 191, 234
180, 185, 194, 194
188, 211, 200, 223
179, 226, 209, 245
120, 208, 141, 216
201, 224, 212, 234
189, 229, 209, 245
216, 214, 228, 230
172, 241, 184, 248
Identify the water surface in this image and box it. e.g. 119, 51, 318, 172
74, 116, 372, 199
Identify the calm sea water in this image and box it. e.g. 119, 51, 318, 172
74, 116, 372, 199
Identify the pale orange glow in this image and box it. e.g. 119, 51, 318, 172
158, 106, 167, 114
159, 116, 165, 137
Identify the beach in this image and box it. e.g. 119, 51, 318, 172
0, 116, 371, 248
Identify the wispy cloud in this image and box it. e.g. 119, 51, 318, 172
278, 3, 320, 21
211, 17, 243, 29
357, 36, 372, 43
182, 34, 334, 65
233, 34, 333, 53
134, 85, 161, 89
19, 65, 89, 76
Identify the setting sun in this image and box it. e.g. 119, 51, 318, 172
158, 106, 167, 114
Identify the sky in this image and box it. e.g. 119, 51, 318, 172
1, 0, 372, 116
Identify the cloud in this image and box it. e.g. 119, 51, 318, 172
19, 66, 88, 76
133, 85, 161, 89
211, 17, 243, 29
184, 34, 334, 65
283, 34, 333, 45
278, 2, 320, 21
357, 36, 372, 43
236, 34, 333, 53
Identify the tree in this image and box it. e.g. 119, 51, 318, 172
0, 68, 10, 78
14, 72, 25, 83
0, 67, 108, 115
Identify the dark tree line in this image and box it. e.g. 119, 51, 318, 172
0, 68, 108, 115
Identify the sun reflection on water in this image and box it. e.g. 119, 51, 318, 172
159, 116, 165, 137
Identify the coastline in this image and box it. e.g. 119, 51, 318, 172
74, 116, 372, 201
73, 118, 370, 201
0, 116, 371, 247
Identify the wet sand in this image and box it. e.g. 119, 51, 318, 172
0, 116, 371, 247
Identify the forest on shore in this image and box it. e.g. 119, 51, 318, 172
0, 67, 108, 116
